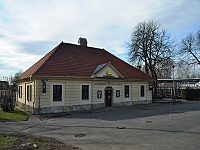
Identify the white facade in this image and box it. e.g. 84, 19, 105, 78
17, 77, 152, 114
17, 62, 153, 114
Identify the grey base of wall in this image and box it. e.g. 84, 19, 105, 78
17, 100, 152, 114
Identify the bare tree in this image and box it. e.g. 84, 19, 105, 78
180, 30, 200, 64
157, 58, 174, 79
128, 20, 175, 80
176, 60, 191, 79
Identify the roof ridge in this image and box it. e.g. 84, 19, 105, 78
61, 42, 107, 51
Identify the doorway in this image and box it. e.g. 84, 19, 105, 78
105, 86, 113, 107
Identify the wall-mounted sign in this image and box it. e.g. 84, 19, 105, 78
149, 84, 153, 90
97, 91, 102, 98
116, 90, 120, 97
94, 82, 122, 86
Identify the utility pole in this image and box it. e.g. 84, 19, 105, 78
172, 65, 176, 103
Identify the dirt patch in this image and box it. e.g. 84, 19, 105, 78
1, 133, 82, 150
0, 118, 14, 122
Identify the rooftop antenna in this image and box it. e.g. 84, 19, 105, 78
102, 41, 104, 49
61, 34, 63, 42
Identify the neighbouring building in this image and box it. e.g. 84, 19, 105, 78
17, 38, 154, 114
0, 81, 9, 91
0, 81, 13, 101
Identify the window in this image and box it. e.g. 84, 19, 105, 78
82, 85, 89, 100
53, 85, 62, 101
124, 85, 129, 98
18, 86, 22, 98
27, 85, 29, 100
140, 85, 145, 97
30, 85, 32, 101
26, 85, 32, 101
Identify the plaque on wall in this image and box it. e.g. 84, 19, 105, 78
116, 90, 120, 97
97, 91, 102, 98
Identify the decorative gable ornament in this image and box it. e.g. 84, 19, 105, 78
91, 62, 124, 79
106, 70, 112, 76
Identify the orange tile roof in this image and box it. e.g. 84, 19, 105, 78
20, 42, 153, 80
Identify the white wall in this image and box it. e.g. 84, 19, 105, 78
18, 81, 35, 108
20, 79, 152, 108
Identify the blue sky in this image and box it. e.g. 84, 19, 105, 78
0, 0, 200, 78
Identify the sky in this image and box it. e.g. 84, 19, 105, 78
0, 0, 200, 79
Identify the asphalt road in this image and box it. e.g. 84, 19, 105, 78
1, 101, 200, 150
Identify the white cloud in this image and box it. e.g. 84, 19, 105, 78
0, 0, 200, 76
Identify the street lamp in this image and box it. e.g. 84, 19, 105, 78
172, 65, 176, 103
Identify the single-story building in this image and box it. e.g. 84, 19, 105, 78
17, 38, 154, 114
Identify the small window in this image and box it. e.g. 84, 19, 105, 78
140, 85, 145, 97
18, 86, 22, 98
124, 85, 129, 98
82, 85, 89, 100
27, 85, 29, 100
53, 85, 62, 101
30, 85, 32, 101
26, 85, 32, 101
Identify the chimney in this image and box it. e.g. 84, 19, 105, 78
78, 37, 87, 46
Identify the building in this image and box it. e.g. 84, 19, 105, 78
0, 81, 9, 91
0, 81, 13, 104
0, 81, 10, 96
157, 78, 200, 98
17, 38, 154, 114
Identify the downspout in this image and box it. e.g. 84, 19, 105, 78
33, 80, 36, 114
38, 80, 40, 114
28, 76, 31, 113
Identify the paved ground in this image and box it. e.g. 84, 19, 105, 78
1, 100, 200, 150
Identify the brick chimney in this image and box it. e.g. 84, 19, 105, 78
78, 37, 87, 46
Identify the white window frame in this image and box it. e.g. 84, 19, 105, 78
123, 84, 131, 101
50, 82, 65, 106
140, 84, 146, 100
26, 84, 32, 101
18, 85, 22, 99
80, 83, 91, 104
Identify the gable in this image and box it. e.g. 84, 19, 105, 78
92, 62, 124, 78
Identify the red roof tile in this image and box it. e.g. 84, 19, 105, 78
20, 42, 153, 80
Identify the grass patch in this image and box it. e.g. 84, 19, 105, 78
0, 133, 82, 150
0, 133, 17, 149
0, 107, 29, 121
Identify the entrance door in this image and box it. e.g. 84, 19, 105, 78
105, 87, 112, 107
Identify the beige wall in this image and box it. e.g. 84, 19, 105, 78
17, 81, 35, 109
19, 78, 152, 109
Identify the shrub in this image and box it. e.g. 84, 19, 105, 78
0, 93, 15, 112
182, 89, 200, 101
